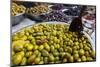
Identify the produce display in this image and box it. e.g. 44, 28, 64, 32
26, 5, 50, 16
12, 3, 26, 16
39, 11, 70, 22
12, 23, 95, 66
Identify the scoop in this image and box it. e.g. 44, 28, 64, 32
69, 6, 87, 38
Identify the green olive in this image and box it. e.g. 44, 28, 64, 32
34, 57, 41, 64
55, 56, 59, 61
85, 51, 90, 57
33, 50, 39, 55
44, 43, 50, 51
52, 30, 57, 36
44, 57, 48, 64
73, 50, 78, 54
91, 51, 96, 59
81, 56, 86, 62
66, 47, 72, 53
12, 54, 23, 65
53, 51, 59, 56
27, 44, 33, 51
86, 57, 93, 61
83, 40, 86, 44
63, 58, 67, 63
60, 52, 66, 58
20, 57, 27, 65
28, 54, 36, 64
40, 57, 44, 61
25, 51, 33, 57
12, 35, 19, 40
65, 52, 71, 59
84, 46, 90, 51
13, 43, 23, 52
79, 43, 83, 49
59, 48, 64, 52
21, 36, 27, 40
16, 51, 25, 57
49, 54, 55, 62
79, 49, 85, 56
38, 45, 44, 51
39, 61, 44, 64
73, 53, 79, 60
50, 45, 55, 52
41, 49, 49, 57
74, 42, 79, 46
77, 58, 81, 62
69, 56, 74, 62
33, 45, 38, 50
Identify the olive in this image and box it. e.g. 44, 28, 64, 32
52, 30, 57, 36
49, 54, 55, 62
28, 54, 36, 64
33, 45, 38, 50
53, 51, 59, 56
73, 46, 78, 50
77, 58, 81, 62
44, 57, 48, 64
50, 45, 55, 52
65, 52, 71, 58
39, 61, 44, 64
21, 36, 27, 40
40, 57, 44, 61
20, 57, 27, 65
54, 44, 60, 49
37, 52, 42, 57
69, 56, 74, 62
86, 57, 93, 61
33, 50, 39, 55
27, 35, 34, 40
13, 42, 23, 52
84, 46, 90, 51
90, 51, 96, 59
38, 45, 44, 51
81, 37, 85, 41
79, 43, 83, 49
12, 54, 23, 65
81, 56, 86, 62
59, 48, 64, 52
66, 47, 72, 53
73, 53, 79, 60
85, 51, 90, 57
16, 51, 25, 57
26, 44, 33, 51
73, 50, 78, 54
63, 58, 67, 63
34, 57, 41, 64
74, 42, 79, 46
44, 43, 50, 51
79, 49, 85, 56
12, 35, 19, 41
25, 51, 33, 58
55, 56, 59, 61
41, 49, 49, 57
83, 40, 86, 44
60, 52, 66, 58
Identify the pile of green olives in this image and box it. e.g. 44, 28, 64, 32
12, 23, 95, 66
